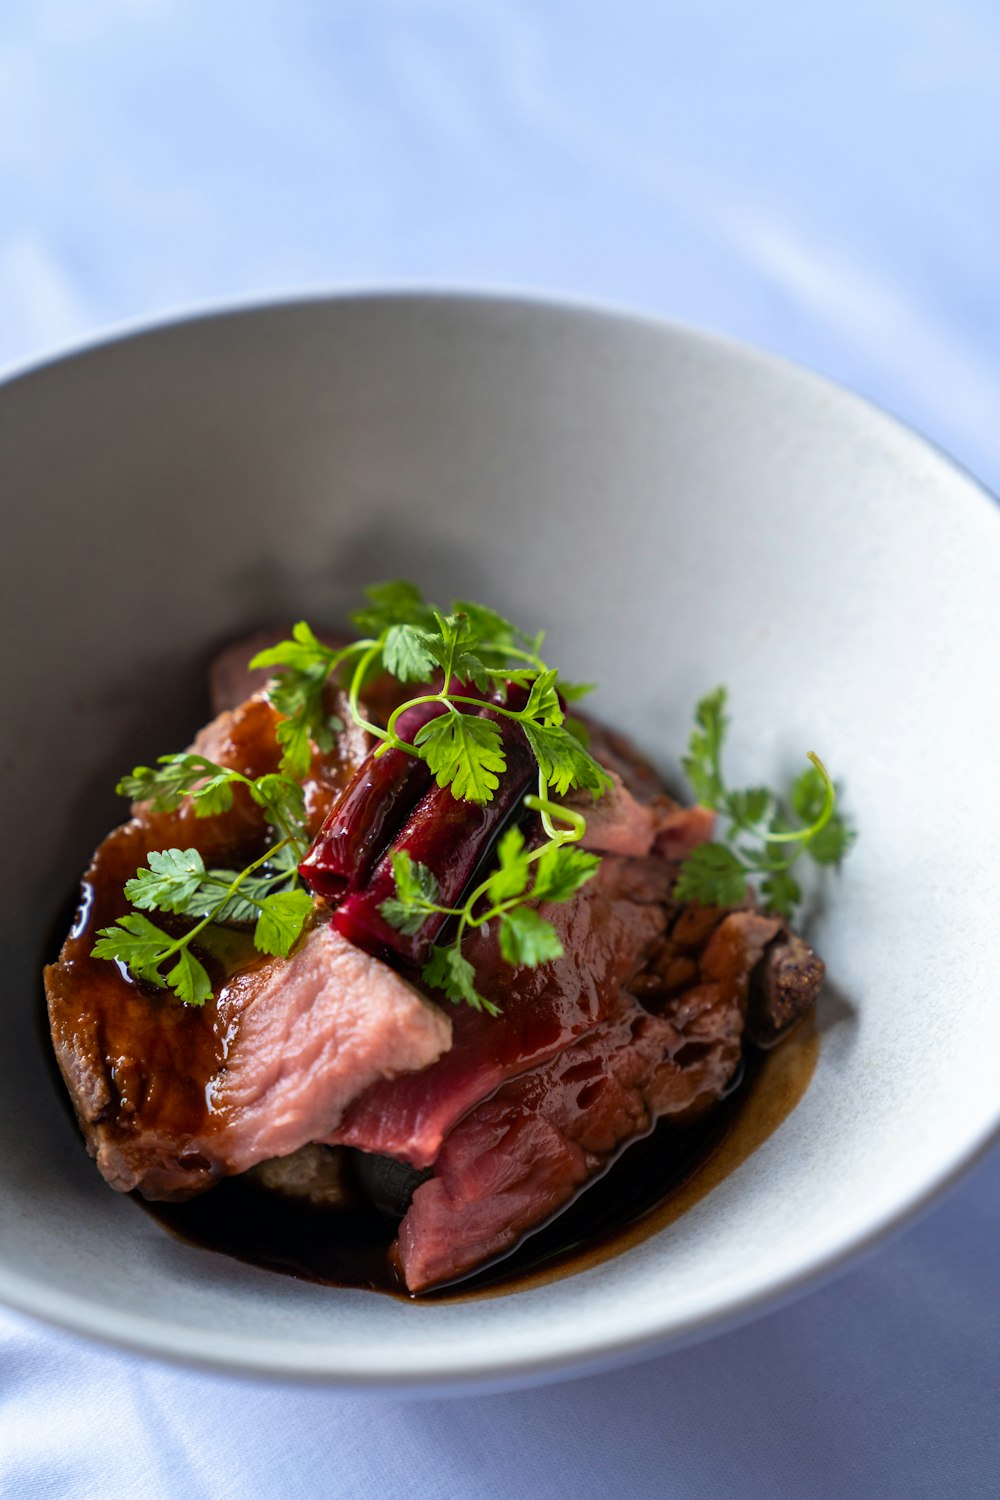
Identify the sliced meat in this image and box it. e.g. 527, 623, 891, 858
653, 803, 717, 862
327, 854, 677, 1168
45, 696, 450, 1201
210, 924, 450, 1169
397, 911, 779, 1292
47, 915, 450, 1201
133, 688, 369, 852
571, 769, 716, 860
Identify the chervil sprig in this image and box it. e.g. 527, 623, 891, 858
246, 585, 614, 1012
118, 755, 309, 856
379, 827, 601, 1014
254, 583, 611, 814
674, 687, 855, 919
94, 754, 315, 1003
92, 839, 313, 1006
247, 622, 356, 779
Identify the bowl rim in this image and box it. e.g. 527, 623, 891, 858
3, 286, 999, 1388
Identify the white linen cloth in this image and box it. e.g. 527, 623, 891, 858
3, 1146, 999, 1498
2, 3, 998, 1495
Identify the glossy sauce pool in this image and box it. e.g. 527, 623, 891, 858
141, 1020, 817, 1300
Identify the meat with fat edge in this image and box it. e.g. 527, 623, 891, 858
44, 689, 451, 1201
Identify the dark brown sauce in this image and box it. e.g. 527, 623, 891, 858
141, 1021, 817, 1300
43, 882, 818, 1299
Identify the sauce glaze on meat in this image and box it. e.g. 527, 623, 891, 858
45, 630, 824, 1295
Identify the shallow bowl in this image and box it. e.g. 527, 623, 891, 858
2, 293, 998, 1390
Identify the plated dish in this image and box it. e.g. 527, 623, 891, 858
45, 586, 850, 1295
1, 294, 997, 1387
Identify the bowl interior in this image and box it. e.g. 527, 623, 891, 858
2, 295, 998, 1387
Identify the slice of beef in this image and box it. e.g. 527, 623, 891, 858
132, 687, 368, 855
571, 770, 713, 860
47, 920, 449, 1200
45, 698, 451, 1201
396, 911, 779, 1292
327, 802, 717, 1170
327, 854, 679, 1168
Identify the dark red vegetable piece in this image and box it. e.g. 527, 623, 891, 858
298, 699, 446, 901
333, 690, 535, 965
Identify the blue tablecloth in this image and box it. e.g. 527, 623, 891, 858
3, 4, 998, 1495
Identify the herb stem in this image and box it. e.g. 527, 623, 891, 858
346, 640, 387, 740
762, 753, 835, 844
155, 838, 292, 963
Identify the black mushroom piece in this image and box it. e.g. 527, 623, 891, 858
746, 930, 825, 1048
351, 1151, 431, 1219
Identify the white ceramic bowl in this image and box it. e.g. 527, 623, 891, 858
2, 294, 998, 1391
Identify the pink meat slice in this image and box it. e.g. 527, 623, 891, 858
328, 807, 714, 1169
209, 925, 452, 1166
573, 770, 665, 856
47, 919, 450, 1201
45, 676, 451, 1202
327, 855, 678, 1168
397, 911, 779, 1292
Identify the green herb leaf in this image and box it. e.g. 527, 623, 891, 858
557, 680, 596, 703
253, 889, 313, 957
381, 624, 438, 683
188, 770, 240, 817
123, 848, 281, 924
422, 943, 500, 1016
124, 848, 207, 913
350, 581, 437, 637
96, 821, 314, 1006
680, 687, 728, 806
117, 754, 234, 814
524, 668, 563, 725
415, 710, 507, 802
92, 912, 174, 986
393, 848, 439, 906
673, 843, 750, 907
726, 786, 772, 828
92, 912, 213, 1007
675, 691, 855, 919
163, 947, 214, 1007
379, 850, 441, 935
806, 818, 855, 867
248, 773, 308, 838
521, 721, 612, 798
485, 826, 531, 904
529, 841, 602, 903
421, 612, 491, 693
250, 621, 345, 779
451, 599, 527, 654
790, 765, 854, 866
249, 620, 333, 674
760, 867, 802, 919
498, 906, 564, 967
